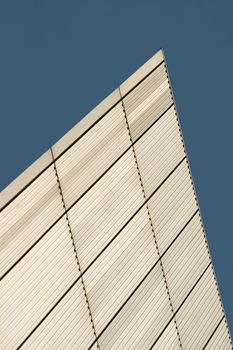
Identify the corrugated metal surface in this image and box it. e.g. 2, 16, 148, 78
147, 161, 197, 254
204, 317, 232, 350
54, 101, 130, 208
67, 149, 145, 271
175, 267, 224, 348
0, 217, 86, 349
83, 205, 157, 333
133, 106, 185, 198
152, 321, 181, 349
0, 164, 64, 279
161, 214, 209, 310
122, 62, 173, 142
23, 283, 98, 350
97, 263, 174, 350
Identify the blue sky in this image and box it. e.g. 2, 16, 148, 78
0, 0, 232, 335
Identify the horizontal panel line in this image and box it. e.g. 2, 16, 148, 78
1, 60, 165, 212
53, 60, 165, 164
87, 208, 199, 349
149, 263, 211, 350
15, 158, 187, 349
0, 212, 67, 281
15, 274, 81, 350
121, 60, 165, 100
133, 103, 174, 145
78, 158, 187, 276
0, 163, 54, 213
70, 156, 185, 277
202, 315, 225, 350
0, 103, 174, 281
0, 212, 65, 281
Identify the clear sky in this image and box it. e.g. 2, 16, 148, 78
0, 0, 232, 336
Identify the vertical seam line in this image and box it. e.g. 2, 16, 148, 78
118, 88, 183, 349
162, 49, 233, 347
50, 148, 100, 349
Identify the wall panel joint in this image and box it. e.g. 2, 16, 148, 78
50, 148, 101, 349
118, 87, 183, 350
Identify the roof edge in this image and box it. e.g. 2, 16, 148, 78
52, 88, 121, 159
0, 150, 53, 210
0, 48, 164, 210
120, 49, 163, 96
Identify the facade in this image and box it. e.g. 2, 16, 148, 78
0, 49, 232, 349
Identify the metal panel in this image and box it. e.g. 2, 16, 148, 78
0, 217, 82, 349
152, 320, 181, 350
133, 107, 185, 198
204, 318, 232, 349
24, 283, 98, 350
97, 263, 173, 349
54, 101, 130, 208
122, 62, 173, 142
161, 214, 210, 310
83, 205, 157, 333
175, 268, 224, 349
0, 164, 64, 279
147, 161, 197, 255
67, 149, 145, 272
123, 63, 167, 115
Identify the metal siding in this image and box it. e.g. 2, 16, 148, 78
133, 107, 185, 198
123, 63, 167, 114
122, 62, 173, 142
0, 217, 86, 349
175, 268, 224, 348
152, 321, 181, 349
83, 205, 157, 333
161, 214, 210, 310
23, 283, 98, 350
0, 164, 64, 278
67, 149, 145, 271
54, 101, 130, 208
98, 263, 173, 349
122, 49, 232, 348
204, 319, 232, 349
147, 161, 197, 255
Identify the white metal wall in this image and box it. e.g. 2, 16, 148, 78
0, 49, 232, 349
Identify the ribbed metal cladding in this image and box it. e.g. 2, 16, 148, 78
0, 164, 64, 279
0, 49, 232, 349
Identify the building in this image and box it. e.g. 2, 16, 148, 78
0, 49, 232, 349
